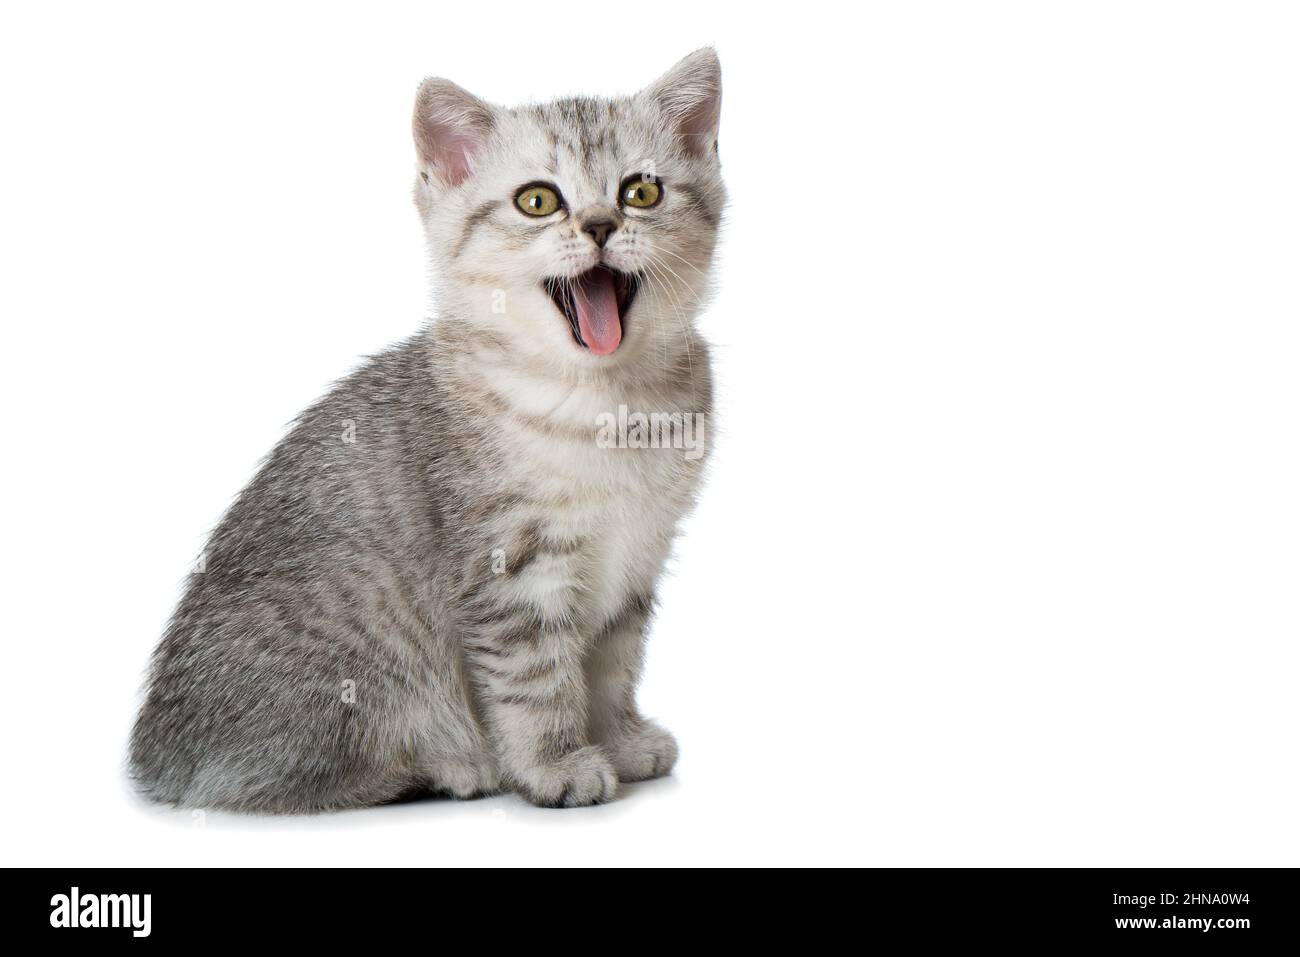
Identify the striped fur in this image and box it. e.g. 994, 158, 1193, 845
129, 50, 724, 812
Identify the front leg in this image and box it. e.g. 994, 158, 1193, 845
585, 594, 679, 783
465, 604, 617, 808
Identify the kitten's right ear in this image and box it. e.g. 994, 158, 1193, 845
412, 78, 495, 188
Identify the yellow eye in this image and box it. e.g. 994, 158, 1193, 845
622, 177, 662, 208
516, 185, 561, 216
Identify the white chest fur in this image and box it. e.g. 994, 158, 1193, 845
483, 359, 708, 627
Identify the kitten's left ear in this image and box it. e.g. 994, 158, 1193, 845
413, 78, 495, 187
641, 48, 722, 158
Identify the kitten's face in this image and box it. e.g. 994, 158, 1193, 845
413, 50, 723, 373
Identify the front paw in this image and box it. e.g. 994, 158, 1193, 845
608, 722, 678, 783
519, 745, 618, 808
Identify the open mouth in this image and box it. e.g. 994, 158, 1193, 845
543, 266, 640, 356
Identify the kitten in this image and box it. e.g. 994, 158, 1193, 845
128, 50, 724, 812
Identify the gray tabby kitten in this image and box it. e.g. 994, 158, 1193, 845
129, 50, 723, 812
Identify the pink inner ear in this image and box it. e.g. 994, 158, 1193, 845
414, 78, 494, 187
677, 93, 720, 155
429, 120, 481, 187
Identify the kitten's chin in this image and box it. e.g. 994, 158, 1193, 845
543, 266, 640, 357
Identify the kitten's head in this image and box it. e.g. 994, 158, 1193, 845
413, 50, 723, 373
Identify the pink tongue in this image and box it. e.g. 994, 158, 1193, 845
573, 270, 622, 356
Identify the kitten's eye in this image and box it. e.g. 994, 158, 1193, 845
621, 176, 662, 209
516, 185, 561, 216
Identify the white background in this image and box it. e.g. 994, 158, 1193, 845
2, 1, 1297, 867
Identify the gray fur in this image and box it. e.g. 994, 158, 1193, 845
129, 49, 724, 812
